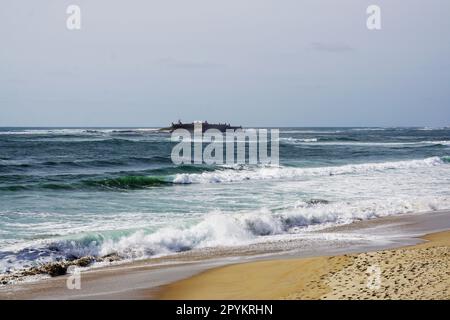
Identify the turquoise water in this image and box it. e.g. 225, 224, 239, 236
1, 127, 450, 273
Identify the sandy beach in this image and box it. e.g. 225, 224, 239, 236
158, 230, 450, 300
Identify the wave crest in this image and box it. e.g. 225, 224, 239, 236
35, 196, 450, 261
173, 156, 446, 184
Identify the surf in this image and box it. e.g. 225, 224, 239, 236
172, 156, 448, 184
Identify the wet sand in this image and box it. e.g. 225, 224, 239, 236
1, 211, 450, 299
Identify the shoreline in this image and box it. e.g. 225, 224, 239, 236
1, 210, 450, 299
158, 230, 450, 300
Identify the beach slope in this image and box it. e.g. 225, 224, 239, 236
158, 231, 450, 300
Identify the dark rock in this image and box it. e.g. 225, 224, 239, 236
43, 263, 68, 277
74, 256, 95, 267
101, 253, 121, 262
306, 199, 330, 206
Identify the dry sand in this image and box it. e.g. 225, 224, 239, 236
158, 230, 450, 300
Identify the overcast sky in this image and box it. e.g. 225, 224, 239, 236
1, 0, 449, 127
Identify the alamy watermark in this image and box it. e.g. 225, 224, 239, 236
171, 123, 279, 166
66, 266, 81, 290
66, 5, 81, 30
366, 264, 382, 290
367, 5, 382, 30
65, 5, 381, 31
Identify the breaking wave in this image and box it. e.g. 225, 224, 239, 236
173, 156, 447, 184
1, 157, 448, 191
2, 195, 449, 273
280, 138, 450, 146
280, 137, 318, 143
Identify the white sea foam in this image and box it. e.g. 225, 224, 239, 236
173, 156, 446, 184
0, 128, 160, 136
421, 140, 450, 146
280, 139, 450, 146
350, 128, 387, 131
280, 130, 342, 134
0, 129, 88, 135
418, 127, 450, 131
90, 195, 450, 259
280, 137, 318, 143
3, 197, 434, 269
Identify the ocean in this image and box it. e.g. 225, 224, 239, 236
0, 127, 449, 275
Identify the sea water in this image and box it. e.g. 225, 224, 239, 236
0, 127, 449, 274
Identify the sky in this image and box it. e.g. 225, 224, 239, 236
1, 0, 450, 127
